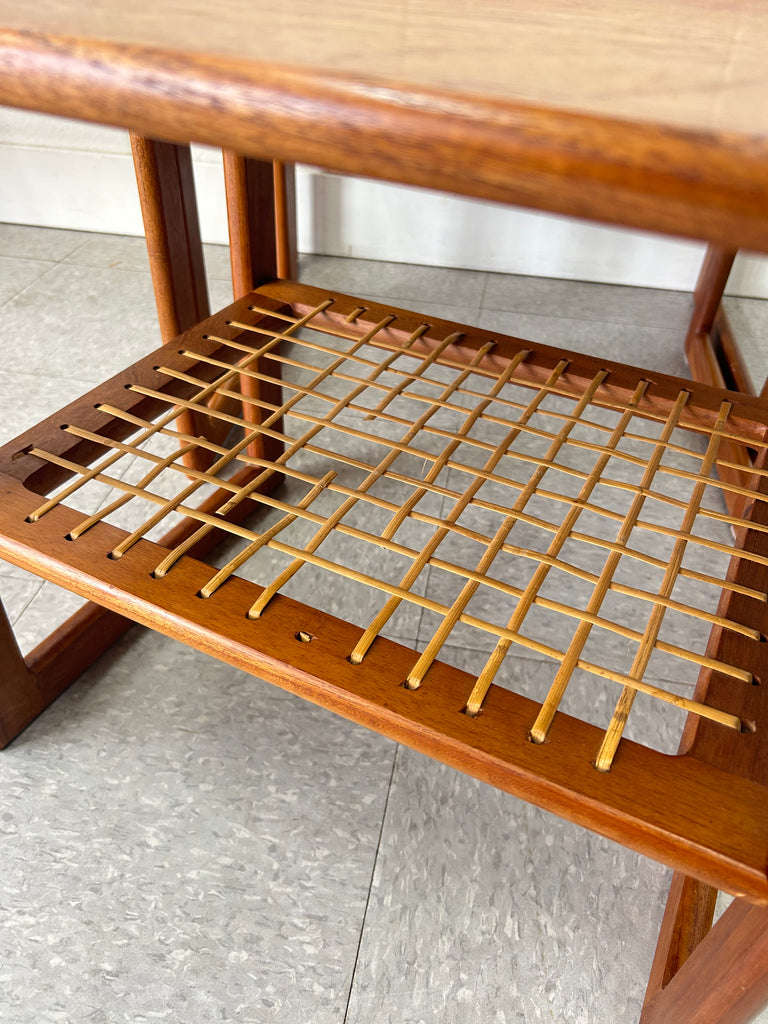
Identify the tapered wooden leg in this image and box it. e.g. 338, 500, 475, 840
640, 897, 768, 1024
687, 244, 752, 393
274, 161, 298, 280
130, 134, 219, 473
0, 595, 45, 748
684, 246, 754, 517
130, 134, 210, 340
643, 872, 718, 1005
223, 153, 282, 295
689, 244, 736, 337
222, 152, 287, 468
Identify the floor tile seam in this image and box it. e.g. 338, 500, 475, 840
8, 578, 45, 627
342, 742, 400, 1024
0, 258, 62, 309
52, 259, 159, 279
478, 268, 491, 304
0, 366, 97, 389
60, 232, 108, 265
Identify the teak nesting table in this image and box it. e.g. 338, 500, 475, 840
1, 4, 768, 1021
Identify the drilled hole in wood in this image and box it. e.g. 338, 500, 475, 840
296, 630, 313, 643
742, 719, 757, 734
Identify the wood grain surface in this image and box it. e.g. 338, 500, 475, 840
1, 1, 766, 136
1, 4, 767, 250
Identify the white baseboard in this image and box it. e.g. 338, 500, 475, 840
2, 109, 767, 297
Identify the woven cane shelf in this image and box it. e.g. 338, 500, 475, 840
1, 279, 767, 900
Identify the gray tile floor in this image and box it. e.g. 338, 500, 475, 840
1, 223, 767, 1024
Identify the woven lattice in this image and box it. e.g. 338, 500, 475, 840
19, 293, 767, 769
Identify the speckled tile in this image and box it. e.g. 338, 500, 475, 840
204, 242, 235, 281
62, 232, 154, 273
482, 273, 693, 331
299, 255, 486, 308
477, 309, 689, 377
0, 371, 95, 444
346, 737, 671, 1024
11, 582, 89, 656
722, 295, 768, 393
0, 263, 163, 381
0, 573, 43, 625
0, 223, 92, 263
62, 236, 235, 308
0, 256, 55, 306
360, 294, 483, 328
0, 628, 396, 1024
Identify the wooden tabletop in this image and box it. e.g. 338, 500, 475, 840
1, 0, 768, 250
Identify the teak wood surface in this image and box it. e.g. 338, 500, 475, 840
0, 285, 767, 907
1, 2, 768, 252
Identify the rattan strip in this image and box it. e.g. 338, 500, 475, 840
94, 373, 766, 605
348, 349, 533, 664
193, 340, 762, 513
138, 311, 404, 571
407, 365, 609, 689
51, 418, 761, 659
131, 356, 767, 578
528, 390, 694, 749
247, 336, 500, 619
161, 366, 768, 544
156, 319, 437, 579
594, 400, 733, 771
178, 326, 764, 555
406, 375, 768, 466
240, 300, 768, 462
35, 437, 747, 678
23, 442, 743, 734
19, 296, 762, 754
91, 371, 767, 606
25, 300, 333, 525
465, 378, 650, 715
79, 408, 766, 623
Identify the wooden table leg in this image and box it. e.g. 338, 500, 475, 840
131, 134, 215, 469
684, 245, 755, 518
0, 145, 291, 746
640, 896, 768, 1024
643, 872, 718, 1005
222, 153, 297, 296
0, 595, 46, 747
130, 134, 210, 340
222, 152, 288, 466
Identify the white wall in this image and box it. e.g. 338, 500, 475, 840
2, 107, 767, 297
